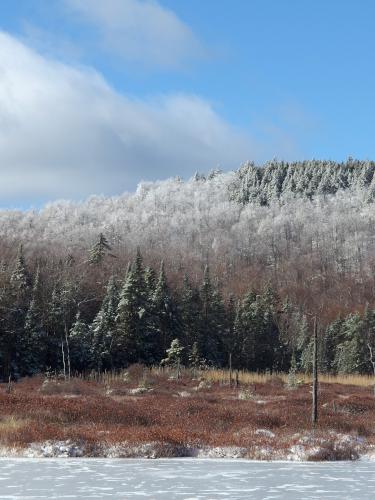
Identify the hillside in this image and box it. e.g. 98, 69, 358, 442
0, 160, 374, 379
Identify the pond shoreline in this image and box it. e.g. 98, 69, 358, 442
1, 437, 374, 461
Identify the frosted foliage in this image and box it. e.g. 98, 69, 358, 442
0, 164, 374, 278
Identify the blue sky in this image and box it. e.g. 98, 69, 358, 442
1, 0, 375, 207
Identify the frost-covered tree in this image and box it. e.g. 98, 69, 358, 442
91, 275, 119, 370
151, 261, 174, 358
69, 312, 91, 371
22, 266, 46, 374
199, 266, 225, 366
114, 251, 148, 365
88, 233, 113, 265
161, 338, 184, 377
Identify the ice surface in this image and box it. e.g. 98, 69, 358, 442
0, 458, 374, 499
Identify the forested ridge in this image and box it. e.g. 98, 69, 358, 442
1, 159, 375, 378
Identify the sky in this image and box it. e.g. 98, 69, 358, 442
1, 0, 375, 207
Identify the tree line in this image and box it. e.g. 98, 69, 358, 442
1, 159, 375, 327
0, 238, 374, 380
229, 158, 375, 205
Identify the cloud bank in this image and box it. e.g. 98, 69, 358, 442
0, 31, 257, 204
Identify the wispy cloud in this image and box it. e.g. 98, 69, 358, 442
63, 0, 205, 69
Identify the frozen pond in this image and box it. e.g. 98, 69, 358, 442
0, 458, 374, 499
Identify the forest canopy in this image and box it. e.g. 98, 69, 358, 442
0, 159, 375, 379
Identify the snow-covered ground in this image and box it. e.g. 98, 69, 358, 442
0, 431, 372, 461
0, 458, 374, 499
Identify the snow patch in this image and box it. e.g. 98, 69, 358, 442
255, 429, 275, 438
195, 446, 248, 459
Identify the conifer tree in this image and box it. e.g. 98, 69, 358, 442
22, 266, 46, 374
151, 261, 174, 362
10, 245, 31, 295
188, 341, 207, 372
161, 338, 184, 377
334, 314, 368, 374
91, 275, 119, 370
180, 275, 201, 352
6, 245, 31, 377
45, 286, 64, 370
144, 267, 157, 296
199, 266, 225, 365
115, 252, 148, 365
88, 233, 113, 265
69, 312, 91, 371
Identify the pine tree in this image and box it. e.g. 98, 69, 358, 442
363, 306, 375, 375
223, 294, 236, 366
188, 341, 207, 372
88, 233, 113, 265
22, 266, 46, 374
151, 261, 174, 362
69, 312, 91, 372
10, 245, 31, 295
334, 314, 368, 374
144, 267, 157, 296
115, 252, 148, 366
45, 286, 64, 371
180, 275, 201, 352
91, 275, 119, 370
199, 266, 225, 366
232, 298, 245, 369
6, 245, 32, 377
297, 314, 313, 373
161, 338, 184, 378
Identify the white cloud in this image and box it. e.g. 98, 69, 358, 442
64, 0, 204, 68
0, 31, 257, 204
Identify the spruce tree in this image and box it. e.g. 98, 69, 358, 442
161, 338, 184, 377
88, 233, 113, 265
10, 245, 31, 294
199, 266, 225, 366
180, 275, 201, 353
6, 245, 31, 377
45, 286, 64, 371
151, 261, 174, 362
23, 266, 46, 374
91, 275, 119, 371
334, 314, 368, 374
69, 312, 91, 372
188, 341, 207, 372
115, 252, 148, 366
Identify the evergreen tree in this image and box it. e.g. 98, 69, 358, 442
151, 261, 174, 362
45, 286, 64, 371
199, 266, 225, 366
180, 275, 201, 353
69, 312, 91, 371
22, 266, 46, 374
334, 314, 368, 374
114, 252, 148, 366
6, 245, 32, 377
10, 245, 31, 294
188, 341, 207, 371
88, 233, 113, 265
363, 306, 375, 374
91, 275, 119, 370
161, 338, 184, 377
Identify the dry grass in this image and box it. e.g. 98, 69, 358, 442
0, 367, 373, 458
202, 369, 375, 387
